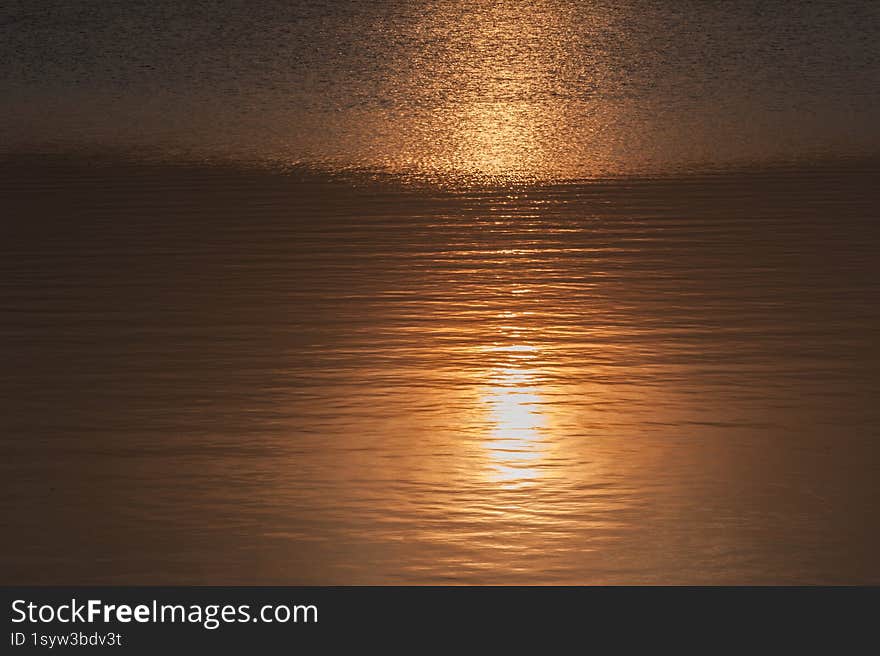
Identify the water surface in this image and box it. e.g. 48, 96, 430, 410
2, 0, 879, 584
2, 0, 880, 178
1, 157, 877, 583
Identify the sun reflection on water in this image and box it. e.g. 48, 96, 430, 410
480, 344, 547, 488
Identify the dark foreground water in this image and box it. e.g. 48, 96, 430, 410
1, 156, 878, 583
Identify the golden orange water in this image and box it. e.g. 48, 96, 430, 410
481, 346, 546, 487
4, 1, 877, 179
1, 1, 880, 585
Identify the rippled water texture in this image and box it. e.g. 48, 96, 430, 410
2, 158, 878, 583
2, 0, 879, 179
1, 1, 879, 584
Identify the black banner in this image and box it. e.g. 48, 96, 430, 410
2, 587, 875, 651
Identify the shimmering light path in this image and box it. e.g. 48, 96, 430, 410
2, 159, 877, 584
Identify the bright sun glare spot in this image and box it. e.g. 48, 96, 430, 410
480, 345, 547, 487
486, 344, 538, 353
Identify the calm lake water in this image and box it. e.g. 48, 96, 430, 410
1, 158, 877, 584
1, 1, 879, 583
2, 0, 879, 177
